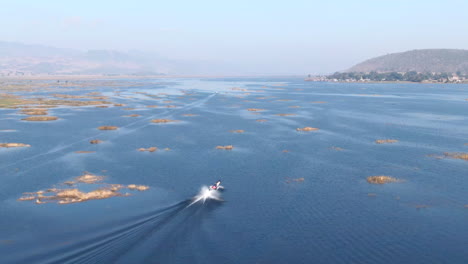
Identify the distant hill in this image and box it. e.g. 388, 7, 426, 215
0, 41, 241, 76
347, 49, 468, 73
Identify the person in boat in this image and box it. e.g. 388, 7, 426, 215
211, 180, 221, 190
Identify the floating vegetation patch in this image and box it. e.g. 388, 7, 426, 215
52, 94, 86, 99
52, 94, 108, 100
366, 175, 400, 184
19, 108, 48, 115
90, 139, 103, 144
330, 146, 344, 151
256, 119, 268, 122
285, 177, 304, 183
97, 126, 119, 130
127, 184, 150, 191
216, 145, 234, 150
296, 127, 319, 132
95, 105, 109, 108
247, 108, 265, 111
146, 105, 159, 108
22, 116, 58, 121
275, 113, 296, 116
138, 147, 157, 152
18, 171, 148, 205
18, 188, 123, 204
75, 173, 105, 184
0, 143, 31, 148
229, 130, 245, 133
0, 95, 29, 108
375, 139, 399, 144
444, 152, 468, 161
38, 100, 113, 107
123, 114, 140, 117
231, 87, 248, 91
114, 103, 126, 107
151, 119, 178, 123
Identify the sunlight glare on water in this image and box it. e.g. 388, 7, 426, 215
188, 186, 223, 207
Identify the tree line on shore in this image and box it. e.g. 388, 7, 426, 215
327, 71, 466, 82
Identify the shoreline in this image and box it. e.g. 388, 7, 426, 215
305, 80, 468, 84
0, 74, 303, 81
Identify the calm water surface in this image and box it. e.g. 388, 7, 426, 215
1, 78, 467, 264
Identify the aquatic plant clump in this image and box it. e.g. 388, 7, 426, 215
75, 173, 105, 184
22, 116, 58, 121
375, 139, 399, 144
0, 143, 31, 148
275, 113, 296, 116
128, 184, 150, 191
90, 139, 103, 144
296, 127, 319, 131
19, 108, 48, 115
366, 175, 399, 184
151, 119, 178, 123
330, 146, 344, 151
444, 152, 468, 161
44, 188, 123, 204
138, 147, 158, 152
18, 172, 149, 204
285, 177, 305, 183
216, 145, 234, 150
229, 130, 245, 133
98, 126, 119, 130
247, 108, 265, 111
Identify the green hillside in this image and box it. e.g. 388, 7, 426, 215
347, 49, 468, 73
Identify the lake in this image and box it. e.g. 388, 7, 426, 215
1, 78, 467, 264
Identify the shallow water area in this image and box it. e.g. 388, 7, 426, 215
1, 78, 468, 264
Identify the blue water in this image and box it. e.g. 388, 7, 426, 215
1, 78, 468, 264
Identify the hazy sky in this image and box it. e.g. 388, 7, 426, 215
2, 0, 468, 74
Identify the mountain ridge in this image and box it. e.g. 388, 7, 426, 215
0, 41, 242, 76
346, 49, 468, 73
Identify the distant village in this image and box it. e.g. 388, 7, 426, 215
306, 72, 468, 83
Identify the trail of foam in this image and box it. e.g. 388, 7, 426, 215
6, 187, 223, 264
6, 201, 187, 264
0, 93, 216, 175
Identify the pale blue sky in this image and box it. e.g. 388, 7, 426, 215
1, 0, 468, 74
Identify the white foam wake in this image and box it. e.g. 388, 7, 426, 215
187, 186, 223, 207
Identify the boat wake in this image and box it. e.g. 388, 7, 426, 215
4, 188, 223, 264
187, 186, 224, 207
